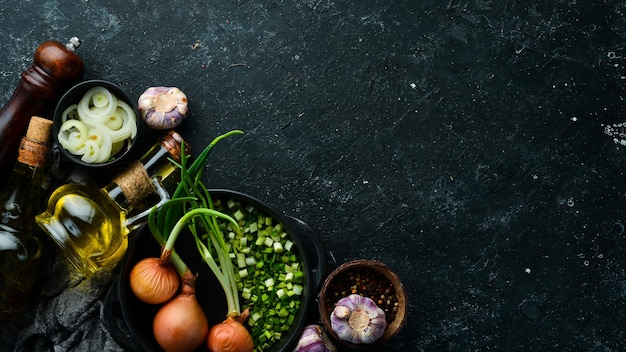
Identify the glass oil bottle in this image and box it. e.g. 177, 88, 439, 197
35, 131, 190, 277
0, 116, 53, 321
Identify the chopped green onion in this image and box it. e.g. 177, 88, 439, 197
210, 197, 306, 351
272, 241, 283, 253
292, 284, 303, 296
237, 253, 246, 268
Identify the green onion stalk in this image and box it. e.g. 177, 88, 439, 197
149, 129, 254, 351
147, 129, 246, 317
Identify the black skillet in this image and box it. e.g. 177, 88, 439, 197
104, 189, 328, 352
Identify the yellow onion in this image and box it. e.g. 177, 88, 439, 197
153, 270, 209, 352
130, 249, 179, 304
207, 307, 254, 352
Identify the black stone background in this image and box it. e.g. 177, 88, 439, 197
2, 0, 626, 351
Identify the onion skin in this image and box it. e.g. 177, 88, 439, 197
130, 249, 180, 304
153, 270, 209, 352
207, 308, 254, 352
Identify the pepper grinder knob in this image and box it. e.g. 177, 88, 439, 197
66, 37, 81, 52
31, 37, 85, 90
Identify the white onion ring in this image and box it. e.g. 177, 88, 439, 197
91, 91, 110, 108
87, 128, 104, 147
104, 112, 124, 130
118, 100, 138, 140
87, 127, 113, 163
80, 140, 100, 163
77, 86, 117, 122
61, 104, 79, 123
58, 119, 88, 154
101, 102, 137, 143
57, 86, 137, 164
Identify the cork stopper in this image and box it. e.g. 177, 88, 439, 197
160, 130, 191, 162
17, 116, 53, 167
25, 116, 53, 144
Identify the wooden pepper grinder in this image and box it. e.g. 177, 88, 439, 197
0, 37, 84, 182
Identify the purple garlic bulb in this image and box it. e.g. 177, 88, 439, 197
330, 294, 387, 344
293, 325, 336, 352
137, 86, 188, 130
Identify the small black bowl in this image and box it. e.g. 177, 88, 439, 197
53, 79, 139, 168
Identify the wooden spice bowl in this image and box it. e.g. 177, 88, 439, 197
318, 259, 407, 349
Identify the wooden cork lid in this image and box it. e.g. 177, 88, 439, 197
25, 116, 53, 144
17, 116, 53, 167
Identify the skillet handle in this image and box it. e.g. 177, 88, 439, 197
285, 216, 327, 293
103, 279, 143, 352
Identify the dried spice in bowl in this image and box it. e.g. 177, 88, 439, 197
318, 260, 407, 349
323, 266, 400, 324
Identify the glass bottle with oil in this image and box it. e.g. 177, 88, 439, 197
35, 130, 190, 277
0, 116, 53, 321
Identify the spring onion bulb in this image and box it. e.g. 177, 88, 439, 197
207, 308, 254, 352
160, 204, 254, 352
147, 130, 253, 352
130, 249, 180, 304
57, 86, 137, 163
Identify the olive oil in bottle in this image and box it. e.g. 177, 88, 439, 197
39, 184, 129, 275
36, 131, 190, 277
0, 116, 53, 321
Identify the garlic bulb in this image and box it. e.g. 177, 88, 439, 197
330, 294, 386, 344
293, 325, 336, 352
138, 86, 188, 130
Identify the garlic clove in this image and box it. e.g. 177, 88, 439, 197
333, 305, 351, 319
293, 325, 336, 352
138, 86, 189, 130
330, 294, 387, 345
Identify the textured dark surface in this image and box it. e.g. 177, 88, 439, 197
2, 0, 626, 351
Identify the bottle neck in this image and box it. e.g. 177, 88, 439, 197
0, 136, 49, 227
100, 131, 188, 231
1, 161, 44, 207
103, 138, 181, 213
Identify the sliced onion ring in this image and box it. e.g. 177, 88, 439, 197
57, 86, 137, 164
61, 104, 79, 123
77, 86, 117, 122
80, 140, 100, 164
58, 119, 88, 154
